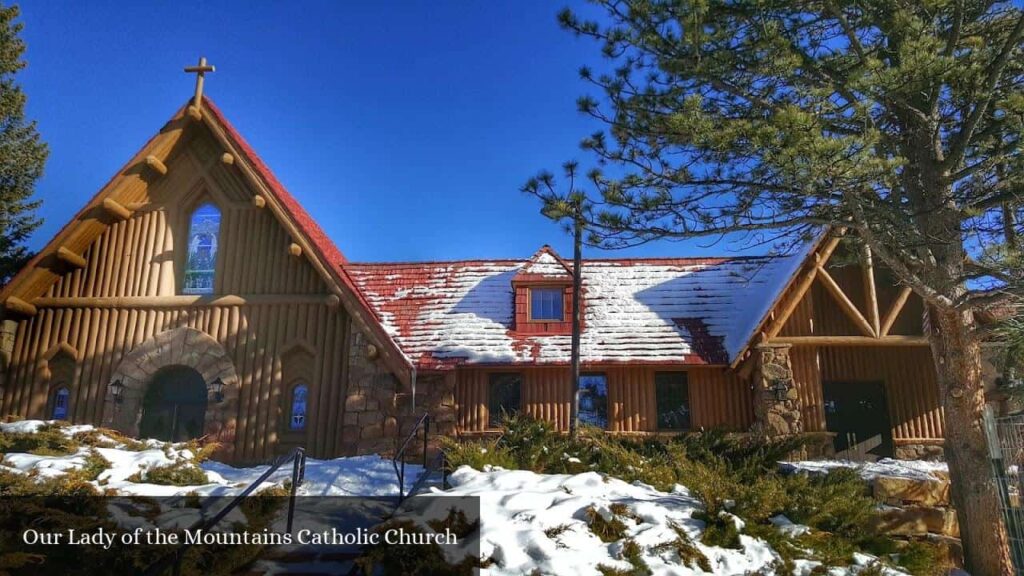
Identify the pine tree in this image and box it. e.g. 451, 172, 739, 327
0, 3, 45, 285
527, 2, 1024, 573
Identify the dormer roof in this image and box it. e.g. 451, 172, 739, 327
512, 245, 574, 284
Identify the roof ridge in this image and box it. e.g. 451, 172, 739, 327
345, 255, 773, 267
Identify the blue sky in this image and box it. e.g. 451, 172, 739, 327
15, 1, 763, 262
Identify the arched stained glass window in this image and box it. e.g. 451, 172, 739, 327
183, 203, 221, 294
52, 387, 70, 420
290, 383, 308, 431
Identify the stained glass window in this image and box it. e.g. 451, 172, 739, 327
579, 374, 608, 429
183, 203, 220, 294
52, 387, 70, 420
290, 383, 308, 430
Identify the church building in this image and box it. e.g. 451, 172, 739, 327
0, 80, 966, 463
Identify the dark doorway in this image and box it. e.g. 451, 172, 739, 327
822, 381, 894, 461
139, 365, 208, 442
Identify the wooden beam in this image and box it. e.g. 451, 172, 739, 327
880, 286, 914, 337
288, 243, 302, 257
816, 265, 877, 337
861, 245, 881, 337
765, 236, 843, 339
187, 105, 203, 121
221, 152, 234, 165
770, 335, 929, 346
5, 296, 37, 316
55, 246, 87, 269
31, 294, 338, 309
144, 155, 168, 176
100, 198, 132, 221
252, 194, 266, 208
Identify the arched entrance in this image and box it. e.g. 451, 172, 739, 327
139, 365, 208, 442
105, 327, 238, 456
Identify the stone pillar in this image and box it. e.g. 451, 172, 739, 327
342, 324, 399, 456
751, 343, 803, 437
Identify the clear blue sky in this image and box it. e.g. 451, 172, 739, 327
16, 1, 763, 262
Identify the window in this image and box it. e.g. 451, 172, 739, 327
579, 374, 608, 429
52, 387, 70, 420
530, 287, 564, 321
289, 383, 308, 431
183, 203, 221, 294
488, 373, 522, 427
655, 372, 690, 430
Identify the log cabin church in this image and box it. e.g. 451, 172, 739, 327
0, 89, 976, 464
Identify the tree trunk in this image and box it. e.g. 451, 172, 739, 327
928, 305, 1013, 576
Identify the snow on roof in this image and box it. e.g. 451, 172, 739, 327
346, 248, 808, 370
515, 246, 573, 280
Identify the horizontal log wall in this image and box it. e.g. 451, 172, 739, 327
455, 365, 754, 434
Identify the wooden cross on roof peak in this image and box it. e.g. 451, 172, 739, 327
184, 56, 215, 108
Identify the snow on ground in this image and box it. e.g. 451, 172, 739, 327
0, 420, 415, 497
204, 455, 417, 497
4, 422, 927, 574
780, 458, 948, 482
428, 465, 906, 576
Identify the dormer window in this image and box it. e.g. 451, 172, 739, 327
513, 246, 579, 334
530, 287, 564, 321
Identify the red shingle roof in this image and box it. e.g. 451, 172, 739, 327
347, 252, 807, 370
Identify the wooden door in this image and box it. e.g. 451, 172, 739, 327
822, 381, 894, 461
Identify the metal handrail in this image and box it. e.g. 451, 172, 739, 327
392, 412, 430, 501
144, 446, 307, 576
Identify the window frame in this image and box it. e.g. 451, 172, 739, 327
578, 372, 609, 430
654, 371, 691, 431
528, 287, 565, 322
487, 372, 523, 428
181, 200, 222, 296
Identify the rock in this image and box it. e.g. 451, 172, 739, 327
361, 423, 383, 440
873, 505, 958, 537
761, 363, 791, 380
345, 394, 366, 412
873, 475, 950, 506
357, 411, 381, 425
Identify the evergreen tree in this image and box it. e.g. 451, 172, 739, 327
0, 3, 45, 285
526, 1, 1024, 573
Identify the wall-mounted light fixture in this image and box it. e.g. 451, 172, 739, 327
109, 378, 125, 404
209, 377, 225, 403
770, 378, 789, 402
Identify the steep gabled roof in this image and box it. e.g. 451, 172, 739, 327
2, 97, 413, 382
347, 253, 807, 370
200, 98, 413, 380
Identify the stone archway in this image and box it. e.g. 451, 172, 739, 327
106, 327, 238, 453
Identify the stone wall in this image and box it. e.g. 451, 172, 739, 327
894, 442, 945, 461
751, 343, 804, 437
868, 470, 962, 565
341, 325, 401, 456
